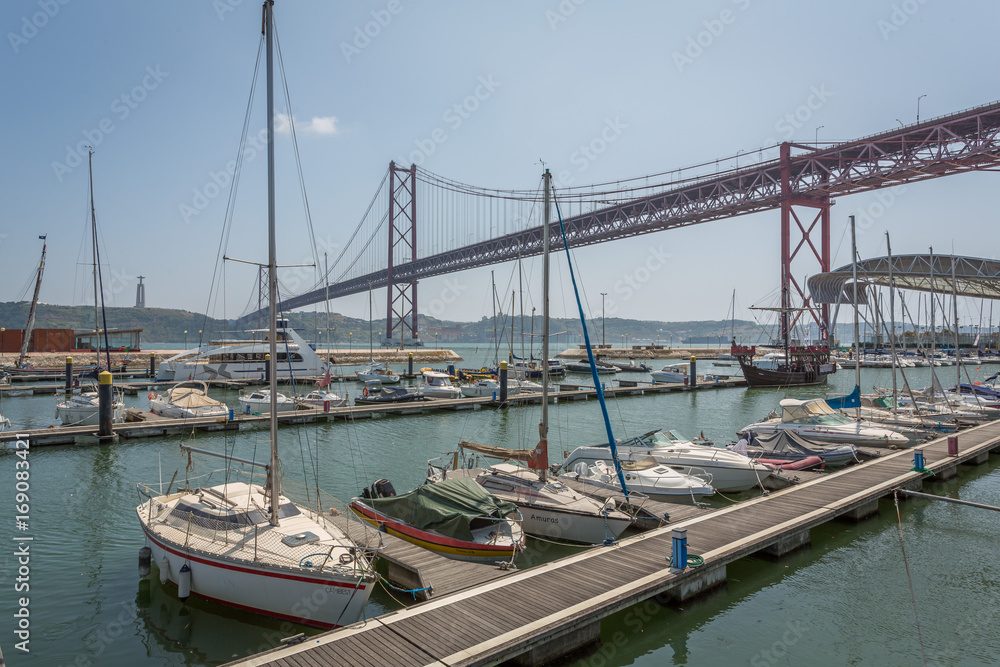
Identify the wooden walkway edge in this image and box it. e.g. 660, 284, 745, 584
225, 421, 1000, 667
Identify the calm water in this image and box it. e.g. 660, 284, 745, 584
0, 356, 997, 666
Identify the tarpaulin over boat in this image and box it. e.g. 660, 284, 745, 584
363, 477, 517, 541
747, 430, 842, 458
825, 385, 861, 410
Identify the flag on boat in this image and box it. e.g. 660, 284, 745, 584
317, 368, 331, 387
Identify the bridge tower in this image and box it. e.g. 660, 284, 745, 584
779, 142, 831, 344
386, 161, 418, 345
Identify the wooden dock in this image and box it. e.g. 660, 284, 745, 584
227, 421, 1000, 667
0, 379, 744, 447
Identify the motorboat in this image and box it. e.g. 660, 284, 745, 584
354, 380, 424, 405
735, 430, 858, 466
650, 362, 688, 384
155, 318, 327, 382
427, 453, 633, 545
609, 360, 652, 372
237, 388, 298, 414
461, 378, 501, 398
420, 370, 463, 399
510, 377, 544, 392
738, 397, 908, 446
149, 381, 229, 419
515, 359, 566, 379
0, 412, 9, 431
566, 360, 616, 374
355, 361, 400, 385
55, 389, 125, 426
296, 389, 347, 409
350, 477, 524, 562
561, 458, 714, 503
565, 429, 772, 492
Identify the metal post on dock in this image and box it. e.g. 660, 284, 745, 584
408, 352, 413, 376
447, 364, 455, 376
65, 356, 73, 393
499, 360, 508, 403
689, 356, 697, 388
149, 352, 156, 379
98, 370, 113, 439
264, 353, 270, 384
670, 528, 688, 571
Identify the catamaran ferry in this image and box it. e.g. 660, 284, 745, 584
155, 319, 326, 382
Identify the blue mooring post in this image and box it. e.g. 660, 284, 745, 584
670, 528, 688, 570
913, 449, 926, 470
499, 361, 508, 403
98, 370, 113, 439
689, 356, 697, 389
64, 356, 73, 394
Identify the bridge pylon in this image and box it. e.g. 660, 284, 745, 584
386, 161, 418, 346
779, 142, 831, 343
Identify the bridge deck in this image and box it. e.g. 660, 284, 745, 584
227, 421, 1000, 667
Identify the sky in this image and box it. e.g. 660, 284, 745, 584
2, 0, 999, 333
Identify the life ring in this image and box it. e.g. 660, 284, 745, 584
362, 387, 369, 397
148, 392, 156, 400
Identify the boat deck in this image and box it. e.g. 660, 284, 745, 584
226, 421, 1000, 667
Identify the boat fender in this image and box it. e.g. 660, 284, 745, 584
158, 556, 169, 585
362, 387, 369, 397
138, 546, 152, 577
177, 563, 191, 601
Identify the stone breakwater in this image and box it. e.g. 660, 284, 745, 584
2, 348, 463, 371
555, 347, 730, 360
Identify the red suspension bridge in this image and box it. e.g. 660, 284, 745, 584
267, 100, 1000, 344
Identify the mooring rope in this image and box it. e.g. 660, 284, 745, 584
892, 490, 928, 666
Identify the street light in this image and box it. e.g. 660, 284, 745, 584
600, 292, 607, 347
917, 94, 927, 123
815, 125, 824, 146
896, 118, 904, 128
349, 332, 353, 351
184, 330, 187, 348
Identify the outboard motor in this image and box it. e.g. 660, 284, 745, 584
370, 478, 396, 498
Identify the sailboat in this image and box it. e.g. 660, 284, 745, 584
54, 151, 125, 427
355, 284, 399, 384
427, 170, 633, 545
16, 236, 47, 369
135, 1, 377, 628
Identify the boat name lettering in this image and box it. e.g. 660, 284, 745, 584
529, 514, 558, 524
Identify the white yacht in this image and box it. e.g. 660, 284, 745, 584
149, 381, 229, 419
238, 389, 298, 414
461, 378, 501, 398
295, 389, 347, 409
650, 362, 689, 384
420, 370, 463, 399
739, 397, 908, 446
562, 458, 714, 502
155, 319, 326, 383
55, 389, 125, 426
564, 429, 772, 492
355, 361, 400, 385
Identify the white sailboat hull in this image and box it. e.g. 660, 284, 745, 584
519, 505, 631, 545
140, 526, 373, 629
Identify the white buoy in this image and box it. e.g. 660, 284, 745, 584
158, 556, 169, 585
138, 546, 151, 577
177, 563, 191, 601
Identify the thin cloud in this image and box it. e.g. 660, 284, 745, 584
274, 113, 338, 136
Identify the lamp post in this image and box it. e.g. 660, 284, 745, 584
349, 332, 353, 351
184, 330, 187, 348
600, 292, 607, 347
815, 125, 824, 146
917, 94, 927, 123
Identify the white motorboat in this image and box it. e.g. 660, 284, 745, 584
296, 389, 347, 409
511, 377, 544, 392
566, 360, 616, 374
739, 397, 908, 446
238, 389, 298, 414
650, 362, 688, 384
355, 361, 400, 385
149, 381, 229, 419
420, 370, 463, 399
562, 458, 714, 502
461, 378, 501, 398
564, 429, 771, 493
136, 2, 378, 629
156, 319, 327, 383
0, 413, 9, 431
55, 389, 125, 426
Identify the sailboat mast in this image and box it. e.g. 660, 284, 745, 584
539, 170, 551, 480
886, 233, 898, 413
952, 254, 960, 390
264, 0, 280, 527
89, 150, 101, 367
850, 216, 860, 401
18, 237, 47, 367
368, 283, 373, 361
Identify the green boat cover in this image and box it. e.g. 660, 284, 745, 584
363, 477, 517, 542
